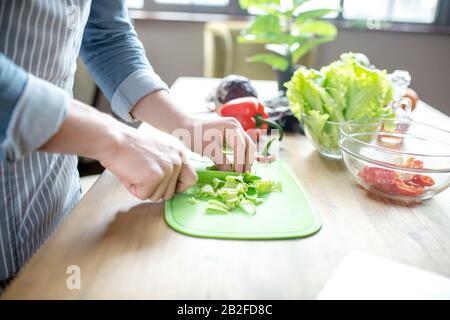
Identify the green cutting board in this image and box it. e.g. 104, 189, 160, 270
165, 159, 322, 240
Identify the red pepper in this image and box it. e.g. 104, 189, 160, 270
358, 167, 397, 185
392, 179, 425, 196
375, 179, 425, 197
358, 160, 433, 197
410, 175, 435, 187
219, 97, 283, 141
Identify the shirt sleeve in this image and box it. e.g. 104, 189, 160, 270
0, 54, 70, 162
80, 0, 169, 122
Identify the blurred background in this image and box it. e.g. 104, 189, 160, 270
74, 0, 450, 190
75, 0, 450, 115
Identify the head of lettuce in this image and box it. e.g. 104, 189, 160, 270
285, 52, 394, 158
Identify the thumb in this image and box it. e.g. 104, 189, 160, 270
175, 154, 198, 193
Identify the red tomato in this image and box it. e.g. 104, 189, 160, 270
358, 163, 430, 198
392, 179, 425, 196
358, 167, 397, 186
411, 175, 435, 187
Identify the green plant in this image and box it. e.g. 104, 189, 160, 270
239, 0, 339, 72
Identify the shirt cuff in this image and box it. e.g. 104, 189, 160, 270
3, 74, 70, 161
111, 68, 169, 122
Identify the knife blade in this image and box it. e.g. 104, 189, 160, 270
195, 169, 240, 184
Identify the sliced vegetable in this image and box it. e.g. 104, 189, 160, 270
200, 184, 215, 197
212, 177, 224, 189
255, 180, 282, 194
207, 200, 230, 214
358, 157, 434, 197
188, 172, 281, 215
239, 199, 257, 215
411, 175, 435, 187
188, 196, 199, 205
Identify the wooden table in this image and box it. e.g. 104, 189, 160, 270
3, 77, 450, 299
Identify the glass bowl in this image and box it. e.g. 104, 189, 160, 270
339, 118, 450, 201
302, 113, 343, 159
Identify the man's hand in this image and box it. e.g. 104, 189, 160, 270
41, 100, 197, 201
184, 116, 255, 173
99, 127, 197, 200
132, 90, 256, 173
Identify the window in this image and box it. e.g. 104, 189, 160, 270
127, 0, 241, 14
297, 0, 340, 19
391, 0, 439, 23
127, 0, 450, 28
155, 0, 229, 5
246, 0, 340, 17
343, 0, 439, 24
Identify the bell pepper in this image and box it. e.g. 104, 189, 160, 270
219, 97, 283, 141
411, 174, 435, 187
358, 156, 435, 198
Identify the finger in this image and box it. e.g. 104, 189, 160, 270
215, 150, 233, 172
163, 157, 182, 200
201, 126, 233, 171
133, 183, 157, 201
121, 179, 142, 200
176, 153, 198, 193
244, 132, 256, 173
118, 175, 155, 201
149, 167, 172, 202
225, 127, 246, 173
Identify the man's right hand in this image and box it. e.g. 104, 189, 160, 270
40, 99, 198, 201
100, 127, 198, 201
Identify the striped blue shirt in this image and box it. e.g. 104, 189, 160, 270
0, 0, 168, 288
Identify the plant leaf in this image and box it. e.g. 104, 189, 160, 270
296, 8, 339, 22
239, 0, 282, 15
297, 20, 338, 37
240, 0, 281, 9
291, 36, 335, 63
265, 44, 289, 56
239, 14, 284, 44
292, 0, 312, 7
247, 53, 289, 71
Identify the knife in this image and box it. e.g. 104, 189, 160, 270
195, 169, 240, 184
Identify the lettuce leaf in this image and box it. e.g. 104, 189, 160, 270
286, 52, 394, 152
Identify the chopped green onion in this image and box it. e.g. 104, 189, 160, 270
207, 199, 230, 214
239, 199, 256, 215
200, 184, 215, 197
188, 172, 281, 215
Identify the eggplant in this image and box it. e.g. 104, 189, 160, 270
215, 75, 258, 108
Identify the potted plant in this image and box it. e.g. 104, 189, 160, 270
238, 0, 339, 92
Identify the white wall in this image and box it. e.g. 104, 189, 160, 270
135, 20, 205, 84
134, 19, 450, 115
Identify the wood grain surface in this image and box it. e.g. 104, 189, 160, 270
2, 77, 449, 299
